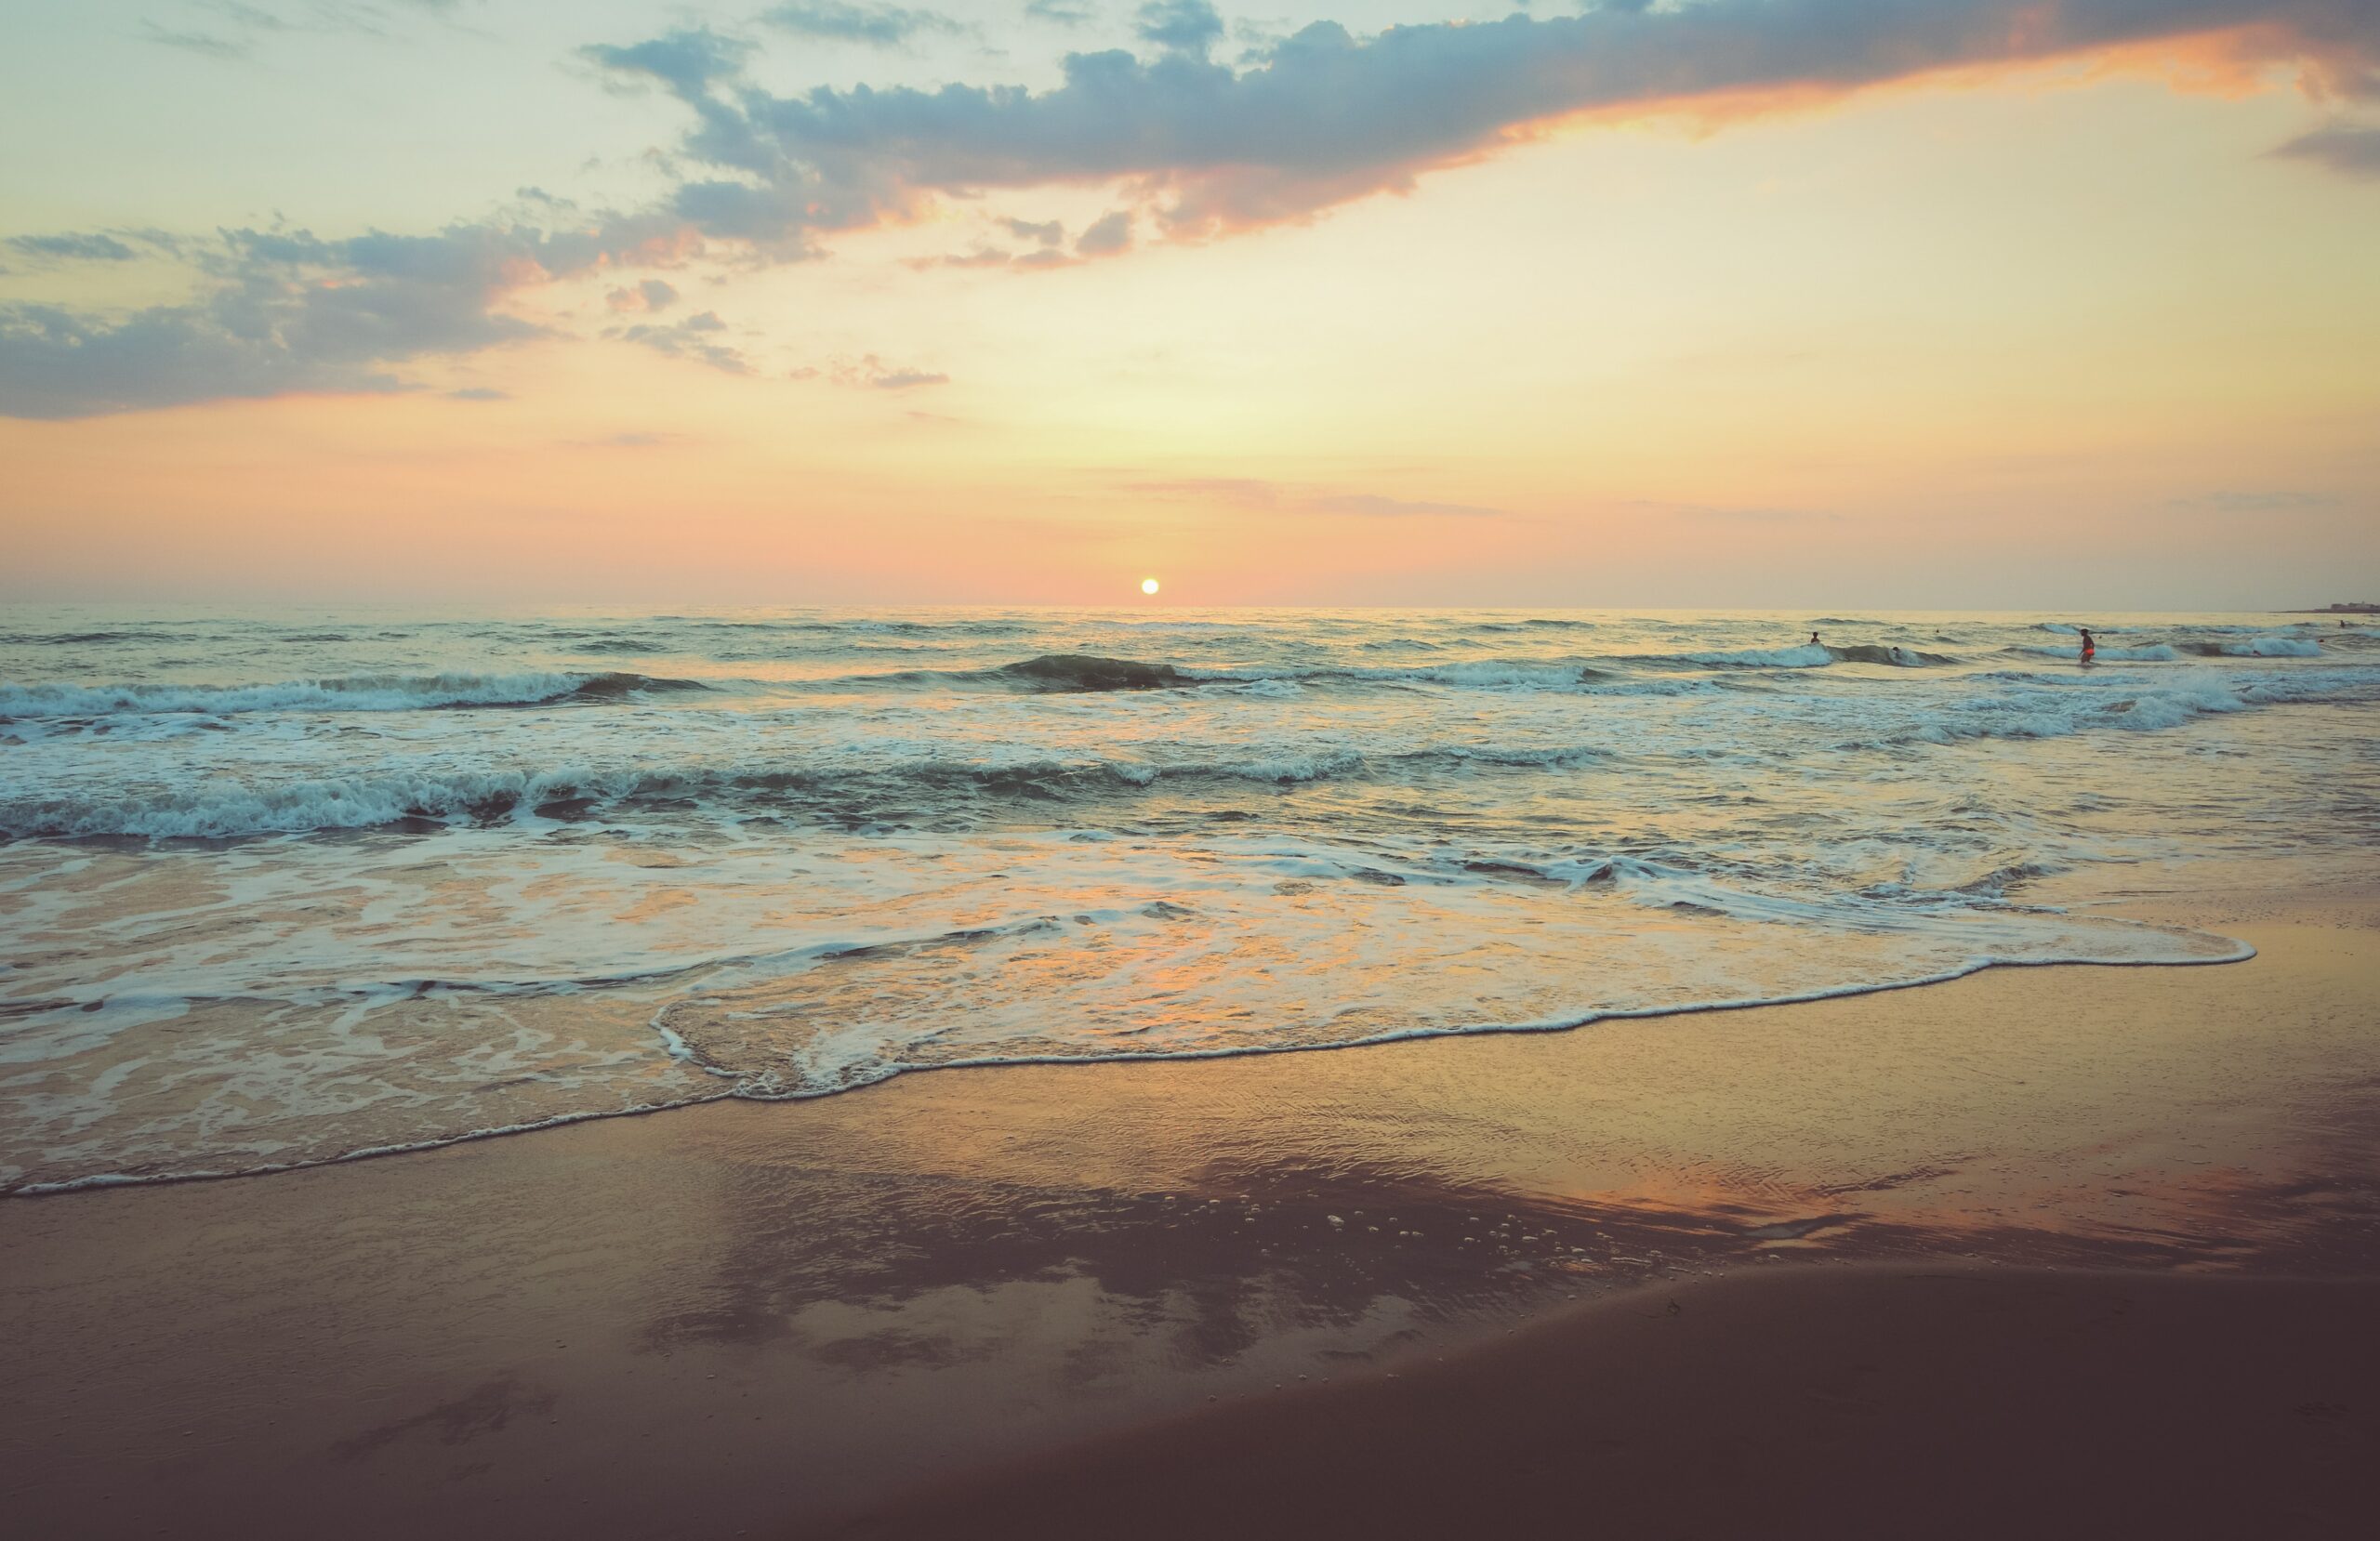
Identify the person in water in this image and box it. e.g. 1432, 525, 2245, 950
2079, 626, 2096, 664
1808, 631, 1821, 647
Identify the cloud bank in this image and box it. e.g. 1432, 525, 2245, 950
668, 0, 2374, 239
7, 0, 2374, 416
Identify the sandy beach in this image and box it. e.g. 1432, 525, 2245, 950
5, 887, 2376, 1539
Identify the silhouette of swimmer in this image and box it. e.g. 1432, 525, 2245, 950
2079, 627, 2096, 664
1808, 632, 1821, 647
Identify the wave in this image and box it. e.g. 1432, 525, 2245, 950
998, 653, 1197, 691
2185, 637, 2323, 658
1473, 618, 1599, 633
1828, 643, 1955, 666
1874, 667, 2377, 745
0, 672, 708, 718
0, 739, 1631, 839
1676, 643, 1951, 668
837, 650, 1915, 694
822, 652, 1610, 694
16, 665, 2373, 839
2018, 642, 2178, 661
2016, 637, 2323, 662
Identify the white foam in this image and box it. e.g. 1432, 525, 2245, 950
1682, 643, 1832, 668
0, 673, 598, 717
2216, 636, 2321, 657
2022, 643, 2180, 661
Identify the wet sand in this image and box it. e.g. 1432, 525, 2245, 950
3, 896, 2376, 1539
829, 1264, 2380, 1541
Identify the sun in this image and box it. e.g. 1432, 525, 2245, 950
1140, 577, 1159, 596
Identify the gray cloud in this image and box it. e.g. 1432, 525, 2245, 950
1001, 216, 1065, 245
445, 386, 509, 401
634, 0, 2376, 241
761, 2, 965, 47
580, 27, 756, 95
606, 276, 681, 311
7, 232, 139, 262
871, 367, 949, 388
612, 310, 748, 373
0, 196, 722, 416
2270, 121, 2380, 178
1075, 208, 1133, 255
139, 1, 474, 57
139, 21, 248, 58
0, 224, 557, 418
1134, 0, 1222, 55
1025, 0, 1096, 23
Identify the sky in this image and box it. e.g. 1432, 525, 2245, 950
2, 0, 2376, 608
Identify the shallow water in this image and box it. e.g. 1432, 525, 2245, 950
3, 607, 2376, 1191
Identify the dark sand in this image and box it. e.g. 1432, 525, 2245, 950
828, 1264, 2380, 1541
3, 900, 2376, 1539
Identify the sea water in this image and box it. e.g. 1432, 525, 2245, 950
3, 608, 2375, 1192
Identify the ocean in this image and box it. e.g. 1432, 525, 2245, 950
4, 607, 2375, 1193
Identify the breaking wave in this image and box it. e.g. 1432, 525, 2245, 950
2016, 637, 2324, 662
1677, 642, 1952, 668
0, 742, 1626, 839
0, 672, 709, 718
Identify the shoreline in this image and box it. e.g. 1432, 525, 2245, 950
5, 917, 2259, 1200
3, 896, 2375, 1538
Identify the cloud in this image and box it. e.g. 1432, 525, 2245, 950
612, 310, 748, 373
7, 232, 139, 262
444, 386, 509, 401
760, 2, 965, 47
1130, 477, 1508, 518
912, 246, 1025, 268
1025, 0, 1096, 24
634, 1, 2379, 242
826, 353, 948, 388
1075, 208, 1134, 255
16, 0, 2374, 418
606, 277, 681, 311
2269, 121, 2380, 178
139, 2, 471, 56
1001, 217, 1064, 245
0, 202, 721, 417
579, 27, 756, 95
139, 21, 248, 58
0, 223, 558, 418
1133, 0, 1222, 56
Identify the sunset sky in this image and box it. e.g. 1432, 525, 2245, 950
3, 0, 2375, 607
